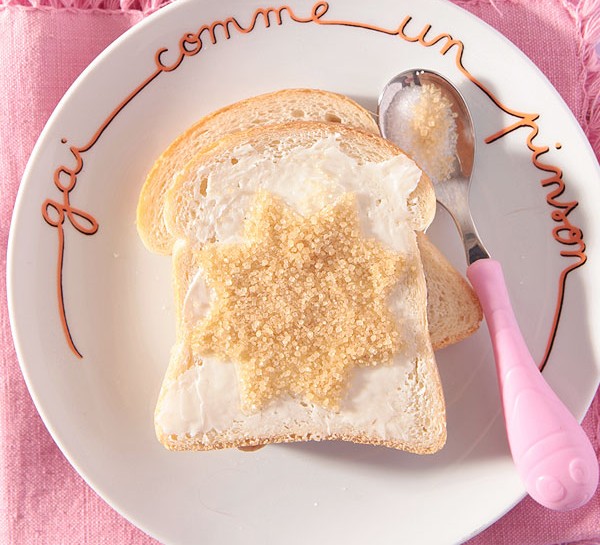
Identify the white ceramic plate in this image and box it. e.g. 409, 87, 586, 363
7, 0, 600, 543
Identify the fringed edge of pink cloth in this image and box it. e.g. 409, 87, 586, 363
562, 0, 600, 159
0, 0, 170, 15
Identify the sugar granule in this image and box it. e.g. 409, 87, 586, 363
386, 82, 458, 181
192, 191, 405, 413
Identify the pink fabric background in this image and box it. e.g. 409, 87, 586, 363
0, 0, 599, 543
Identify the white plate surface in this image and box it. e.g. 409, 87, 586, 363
7, 1, 600, 544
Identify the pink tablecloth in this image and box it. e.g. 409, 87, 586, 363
1, 0, 599, 543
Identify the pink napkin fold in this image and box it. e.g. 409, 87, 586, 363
0, 0, 598, 543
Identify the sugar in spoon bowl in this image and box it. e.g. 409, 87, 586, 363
378, 68, 598, 511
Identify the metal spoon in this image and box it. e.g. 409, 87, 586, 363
378, 69, 598, 511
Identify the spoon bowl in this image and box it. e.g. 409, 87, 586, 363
380, 70, 474, 180
379, 69, 487, 263
378, 68, 599, 511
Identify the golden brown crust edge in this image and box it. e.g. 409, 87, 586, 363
157, 426, 447, 455
417, 232, 483, 350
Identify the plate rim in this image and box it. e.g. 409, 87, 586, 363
6, 0, 600, 543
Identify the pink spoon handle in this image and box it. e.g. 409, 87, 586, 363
467, 258, 598, 511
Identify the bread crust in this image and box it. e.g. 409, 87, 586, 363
416, 233, 482, 349
157, 427, 446, 455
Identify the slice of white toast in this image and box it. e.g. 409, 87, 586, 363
154, 122, 446, 453
136, 88, 481, 351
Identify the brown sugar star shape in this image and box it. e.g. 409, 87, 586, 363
192, 190, 405, 413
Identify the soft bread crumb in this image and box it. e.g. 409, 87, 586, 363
153, 122, 448, 454
192, 191, 405, 413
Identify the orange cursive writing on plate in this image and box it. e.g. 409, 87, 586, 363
43, 69, 162, 359
485, 123, 585, 368
154, 3, 329, 72
42, 144, 99, 359
45, 1, 585, 367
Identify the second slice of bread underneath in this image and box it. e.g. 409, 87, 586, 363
136, 88, 481, 352
154, 123, 446, 453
